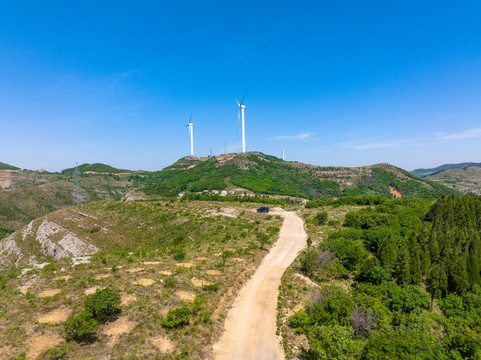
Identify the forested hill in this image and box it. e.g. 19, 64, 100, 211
411, 162, 481, 178
136, 152, 458, 200
61, 163, 132, 174
291, 195, 481, 359
0, 162, 20, 170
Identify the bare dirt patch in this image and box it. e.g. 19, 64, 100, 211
191, 278, 212, 287
126, 267, 145, 273
103, 317, 136, 336
231, 257, 245, 262
294, 273, 320, 288
144, 261, 162, 265
121, 293, 137, 306
196, 257, 208, 261
26, 334, 63, 360
37, 307, 72, 324
206, 270, 222, 276
150, 335, 175, 354
133, 278, 155, 287
176, 262, 194, 268
37, 289, 61, 298
85, 286, 102, 295
159, 271, 172, 276
95, 273, 111, 280
176, 291, 196, 302
19, 280, 35, 294
389, 186, 402, 198
102, 317, 136, 347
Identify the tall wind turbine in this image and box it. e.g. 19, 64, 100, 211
235, 87, 249, 153
186, 110, 194, 156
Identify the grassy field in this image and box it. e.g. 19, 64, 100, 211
0, 200, 282, 359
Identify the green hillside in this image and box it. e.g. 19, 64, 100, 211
0, 162, 20, 170
61, 163, 132, 174
137, 152, 458, 200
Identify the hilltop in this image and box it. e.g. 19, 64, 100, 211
0, 161, 20, 170
137, 152, 458, 200
411, 162, 481, 178
61, 163, 134, 175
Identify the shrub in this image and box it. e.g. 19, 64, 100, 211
84, 288, 121, 322
306, 325, 357, 360
357, 257, 390, 285
314, 212, 328, 225
173, 248, 186, 261
64, 311, 99, 341
202, 284, 219, 292
161, 307, 191, 329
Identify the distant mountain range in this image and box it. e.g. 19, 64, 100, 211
411, 162, 481, 178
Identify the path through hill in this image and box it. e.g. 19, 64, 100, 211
213, 210, 307, 360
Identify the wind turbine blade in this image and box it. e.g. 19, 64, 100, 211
235, 98, 240, 107
240, 86, 249, 106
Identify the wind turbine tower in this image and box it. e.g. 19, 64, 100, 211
186, 111, 194, 156
282, 148, 285, 161
236, 87, 249, 153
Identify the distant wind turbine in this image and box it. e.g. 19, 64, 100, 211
282, 148, 285, 161
186, 110, 194, 156
235, 87, 249, 153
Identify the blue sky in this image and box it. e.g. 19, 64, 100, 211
1, 1, 481, 171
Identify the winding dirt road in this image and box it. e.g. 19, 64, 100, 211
213, 210, 307, 360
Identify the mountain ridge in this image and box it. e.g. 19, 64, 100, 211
411, 162, 481, 178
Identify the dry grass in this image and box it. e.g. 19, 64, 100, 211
0, 199, 283, 359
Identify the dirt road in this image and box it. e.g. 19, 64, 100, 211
213, 210, 307, 360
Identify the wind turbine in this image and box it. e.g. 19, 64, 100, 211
186, 110, 194, 156
282, 148, 285, 161
235, 87, 249, 153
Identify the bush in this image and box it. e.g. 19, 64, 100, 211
64, 311, 99, 341
84, 288, 121, 322
361, 326, 448, 360
314, 212, 328, 225
173, 248, 186, 261
357, 257, 390, 285
306, 325, 357, 360
161, 307, 191, 329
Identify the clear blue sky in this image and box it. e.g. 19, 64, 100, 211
1, 1, 481, 171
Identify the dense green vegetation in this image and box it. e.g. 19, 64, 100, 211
136, 153, 456, 200
290, 195, 481, 359
0, 162, 20, 170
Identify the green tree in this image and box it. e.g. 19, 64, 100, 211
84, 288, 121, 322
426, 263, 448, 301
379, 233, 397, 270
64, 311, 99, 341
306, 325, 357, 360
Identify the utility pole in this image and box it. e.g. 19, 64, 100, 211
73, 162, 81, 205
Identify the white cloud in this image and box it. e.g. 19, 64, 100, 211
435, 128, 481, 140
271, 132, 315, 141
